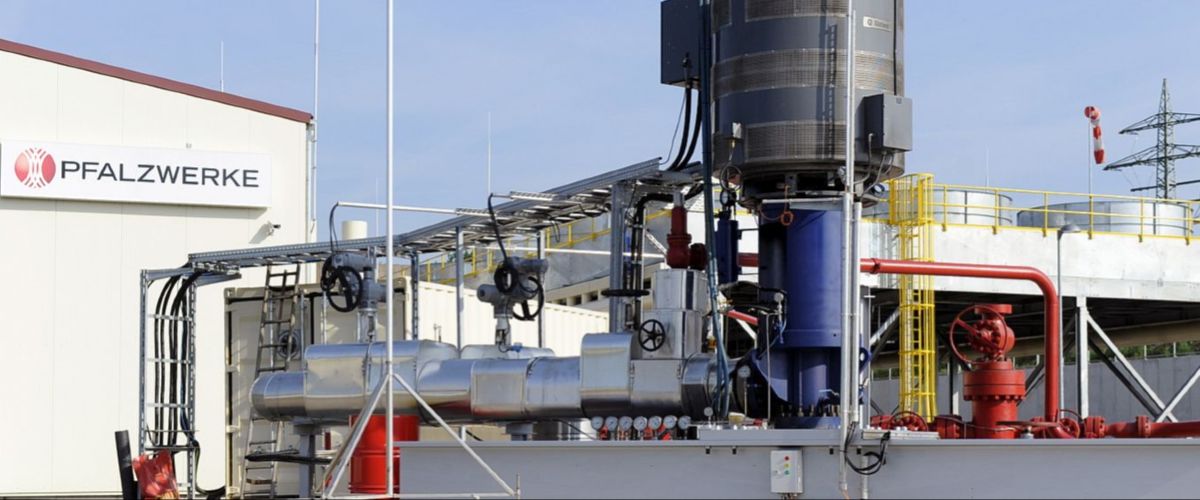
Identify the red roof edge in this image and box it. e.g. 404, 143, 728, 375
0, 38, 313, 124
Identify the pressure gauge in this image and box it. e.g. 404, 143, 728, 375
604, 416, 619, 431
619, 416, 634, 431
591, 416, 605, 430
648, 416, 663, 430
663, 415, 678, 430
678, 416, 692, 429
633, 416, 648, 431
703, 407, 714, 419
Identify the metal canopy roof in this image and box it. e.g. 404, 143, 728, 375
187, 158, 688, 270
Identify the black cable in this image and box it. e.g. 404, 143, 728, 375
844, 422, 891, 476
674, 89, 703, 171
167, 271, 202, 447
180, 414, 226, 498
487, 194, 508, 262
319, 255, 364, 313
327, 203, 340, 253
512, 277, 545, 322
152, 275, 179, 447
667, 83, 693, 170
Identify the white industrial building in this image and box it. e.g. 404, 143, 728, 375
0, 38, 314, 496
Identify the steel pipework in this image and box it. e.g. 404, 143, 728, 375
859, 258, 1067, 432
1105, 416, 1200, 438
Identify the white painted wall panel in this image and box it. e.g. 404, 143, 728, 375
0, 48, 310, 495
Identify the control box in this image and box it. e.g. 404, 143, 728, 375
660, 0, 701, 87
864, 93, 914, 152
769, 449, 802, 494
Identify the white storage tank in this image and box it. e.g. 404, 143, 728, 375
865, 188, 1014, 226
1016, 201, 1192, 236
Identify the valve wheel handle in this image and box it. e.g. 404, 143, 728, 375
947, 304, 1008, 366
889, 410, 928, 432
639, 319, 667, 352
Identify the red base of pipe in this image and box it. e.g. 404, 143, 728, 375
348, 415, 419, 494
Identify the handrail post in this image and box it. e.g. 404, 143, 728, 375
1139, 198, 1146, 242
1042, 192, 1049, 237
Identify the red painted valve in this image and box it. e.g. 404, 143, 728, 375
948, 304, 1016, 364
950, 304, 1026, 439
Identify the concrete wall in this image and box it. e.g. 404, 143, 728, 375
861, 221, 1200, 302
0, 50, 309, 495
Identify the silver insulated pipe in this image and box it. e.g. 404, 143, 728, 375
251, 339, 716, 423
252, 269, 718, 424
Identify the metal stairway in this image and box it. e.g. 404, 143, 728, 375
240, 264, 303, 498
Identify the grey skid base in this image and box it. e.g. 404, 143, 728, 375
398, 429, 1200, 499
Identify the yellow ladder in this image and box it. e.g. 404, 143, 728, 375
888, 174, 938, 419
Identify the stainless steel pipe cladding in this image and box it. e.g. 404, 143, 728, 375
249, 339, 716, 423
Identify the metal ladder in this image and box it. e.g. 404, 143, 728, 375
240, 264, 302, 498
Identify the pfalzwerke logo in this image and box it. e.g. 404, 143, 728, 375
13, 148, 56, 189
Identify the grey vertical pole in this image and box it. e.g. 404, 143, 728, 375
384, 0, 396, 494
536, 230, 546, 348
455, 226, 465, 349
1077, 295, 1090, 417
608, 181, 630, 332
1057, 234, 1065, 408
138, 272, 147, 456
411, 251, 420, 340
948, 356, 961, 415
838, 3, 857, 496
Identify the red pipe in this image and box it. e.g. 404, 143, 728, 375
666, 206, 692, 269
1105, 416, 1200, 438
738, 252, 759, 268
724, 309, 759, 326
859, 258, 1068, 435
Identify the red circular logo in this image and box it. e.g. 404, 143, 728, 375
14, 148, 55, 188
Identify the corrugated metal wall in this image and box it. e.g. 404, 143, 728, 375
871, 355, 1200, 422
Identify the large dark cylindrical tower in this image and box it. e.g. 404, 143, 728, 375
712, 0, 906, 199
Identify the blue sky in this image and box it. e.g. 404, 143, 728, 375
3, 1, 1200, 236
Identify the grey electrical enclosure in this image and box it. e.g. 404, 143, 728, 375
864, 93, 913, 153
660, 0, 701, 87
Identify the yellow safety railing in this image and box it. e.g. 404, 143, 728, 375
918, 183, 1200, 244
888, 174, 938, 419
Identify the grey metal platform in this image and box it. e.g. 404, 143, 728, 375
186, 159, 682, 270
397, 430, 1200, 499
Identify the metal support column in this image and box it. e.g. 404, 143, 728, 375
948, 352, 961, 416
536, 230, 546, 348
456, 226, 465, 349
1157, 364, 1200, 423
1077, 296, 1090, 417
608, 180, 632, 332
1087, 315, 1178, 422
411, 251, 421, 340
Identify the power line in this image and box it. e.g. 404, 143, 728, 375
1105, 79, 1200, 199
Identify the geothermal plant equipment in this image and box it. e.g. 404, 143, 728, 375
127, 1, 1200, 498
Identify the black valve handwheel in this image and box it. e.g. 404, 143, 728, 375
639, 319, 667, 352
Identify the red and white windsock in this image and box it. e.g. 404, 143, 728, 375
1084, 106, 1105, 164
